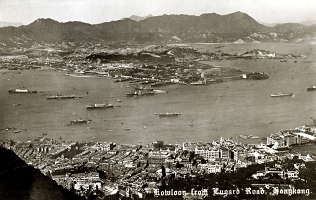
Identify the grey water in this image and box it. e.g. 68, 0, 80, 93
1, 43, 315, 145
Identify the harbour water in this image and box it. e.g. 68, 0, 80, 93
0, 43, 315, 145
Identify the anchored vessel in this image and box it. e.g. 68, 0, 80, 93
126, 90, 155, 96
239, 135, 259, 139
307, 85, 316, 91
155, 112, 181, 117
67, 118, 92, 125
270, 92, 293, 97
47, 94, 76, 99
9, 88, 37, 93
135, 86, 154, 91
86, 103, 114, 109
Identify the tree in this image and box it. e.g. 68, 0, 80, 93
192, 159, 197, 167
189, 152, 195, 162
155, 140, 164, 150
200, 157, 206, 164
161, 165, 166, 178
144, 160, 149, 168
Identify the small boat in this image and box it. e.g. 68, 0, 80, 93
117, 99, 122, 102
5, 127, 15, 131
268, 121, 273, 124
190, 80, 209, 85
270, 92, 293, 97
86, 103, 114, 109
12, 103, 22, 106
66, 73, 90, 78
307, 85, 316, 91
126, 91, 138, 96
280, 59, 287, 62
249, 136, 259, 139
14, 130, 21, 133
239, 135, 248, 139
155, 112, 181, 117
190, 120, 193, 126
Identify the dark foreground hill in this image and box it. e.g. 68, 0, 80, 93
0, 147, 85, 200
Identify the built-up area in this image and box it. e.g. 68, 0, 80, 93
0, 45, 304, 86
1, 123, 316, 199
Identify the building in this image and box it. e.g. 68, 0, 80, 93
194, 145, 238, 161
266, 130, 313, 148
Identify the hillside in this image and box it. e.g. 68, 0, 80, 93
0, 147, 85, 200
0, 11, 316, 47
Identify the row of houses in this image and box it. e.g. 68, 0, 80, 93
252, 167, 299, 179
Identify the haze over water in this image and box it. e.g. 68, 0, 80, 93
1, 43, 315, 145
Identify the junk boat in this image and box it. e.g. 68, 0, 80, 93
307, 85, 316, 91
86, 103, 114, 109
47, 94, 76, 99
9, 88, 37, 93
270, 92, 293, 97
155, 112, 181, 117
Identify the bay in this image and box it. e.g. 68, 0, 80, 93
0, 43, 315, 145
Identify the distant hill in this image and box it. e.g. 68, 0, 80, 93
258, 21, 278, 27
0, 147, 84, 200
299, 20, 316, 26
259, 20, 316, 27
122, 14, 153, 22
0, 11, 316, 47
0, 21, 23, 27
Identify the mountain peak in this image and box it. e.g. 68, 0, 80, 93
32, 18, 59, 25
226, 11, 250, 18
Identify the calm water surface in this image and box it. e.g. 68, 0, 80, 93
1, 43, 316, 144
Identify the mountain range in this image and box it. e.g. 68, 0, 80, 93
0, 11, 316, 47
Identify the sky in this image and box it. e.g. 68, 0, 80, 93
0, 0, 316, 25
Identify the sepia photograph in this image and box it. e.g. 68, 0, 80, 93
0, 0, 316, 199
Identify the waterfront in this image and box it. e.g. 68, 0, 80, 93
0, 43, 316, 145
